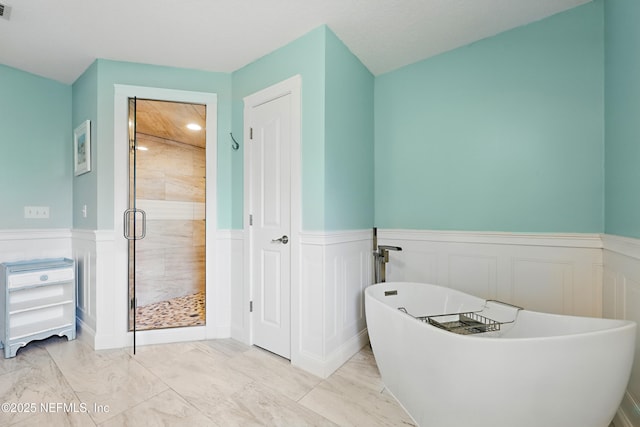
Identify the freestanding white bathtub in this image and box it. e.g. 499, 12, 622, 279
365, 282, 636, 427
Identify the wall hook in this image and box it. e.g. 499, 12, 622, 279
230, 133, 240, 151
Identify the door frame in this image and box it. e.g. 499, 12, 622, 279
113, 85, 218, 346
242, 75, 302, 356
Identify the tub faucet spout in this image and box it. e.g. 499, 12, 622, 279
378, 245, 402, 254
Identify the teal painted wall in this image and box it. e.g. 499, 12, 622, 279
324, 30, 374, 230
232, 26, 327, 230
232, 26, 374, 231
72, 61, 99, 229
604, 0, 640, 238
375, 1, 604, 232
2, 3, 612, 235
0, 65, 73, 229
71, 59, 233, 230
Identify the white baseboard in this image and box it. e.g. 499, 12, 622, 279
77, 316, 128, 350
293, 329, 370, 379
76, 317, 96, 347
323, 329, 370, 376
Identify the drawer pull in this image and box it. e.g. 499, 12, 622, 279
40, 274, 49, 282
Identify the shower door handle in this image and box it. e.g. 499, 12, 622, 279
271, 235, 289, 244
123, 208, 147, 240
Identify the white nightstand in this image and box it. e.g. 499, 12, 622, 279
0, 258, 76, 358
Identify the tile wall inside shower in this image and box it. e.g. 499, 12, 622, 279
133, 132, 206, 330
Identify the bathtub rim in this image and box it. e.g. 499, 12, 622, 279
365, 281, 636, 342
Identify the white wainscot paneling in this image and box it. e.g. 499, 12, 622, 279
72, 229, 117, 349
603, 267, 617, 319
449, 254, 497, 300
210, 231, 232, 339
299, 242, 324, 359
0, 229, 72, 263
379, 229, 603, 317
72, 230, 98, 334
296, 230, 372, 378
511, 258, 573, 314
391, 246, 438, 284
224, 230, 245, 342
603, 235, 640, 427
325, 240, 371, 351
626, 278, 640, 399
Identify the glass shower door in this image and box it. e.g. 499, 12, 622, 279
126, 98, 207, 346
125, 97, 142, 352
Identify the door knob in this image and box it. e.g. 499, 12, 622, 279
271, 235, 289, 244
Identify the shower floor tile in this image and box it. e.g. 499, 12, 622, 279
135, 290, 205, 330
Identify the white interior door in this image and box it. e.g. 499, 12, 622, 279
248, 93, 292, 359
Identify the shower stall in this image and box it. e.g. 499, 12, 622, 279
126, 98, 207, 333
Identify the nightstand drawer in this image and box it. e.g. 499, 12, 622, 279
8, 267, 74, 289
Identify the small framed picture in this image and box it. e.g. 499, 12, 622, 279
74, 120, 91, 176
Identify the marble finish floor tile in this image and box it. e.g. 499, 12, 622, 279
228, 347, 323, 401
299, 373, 416, 427
194, 337, 252, 358
45, 340, 168, 424
99, 389, 212, 427
0, 336, 415, 426
330, 345, 384, 393
0, 345, 84, 426
204, 382, 338, 427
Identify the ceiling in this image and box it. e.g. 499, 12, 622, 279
135, 100, 206, 148
0, 0, 591, 85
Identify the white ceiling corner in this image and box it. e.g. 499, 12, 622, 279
0, 0, 592, 84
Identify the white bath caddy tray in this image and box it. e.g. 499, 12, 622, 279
399, 300, 522, 335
